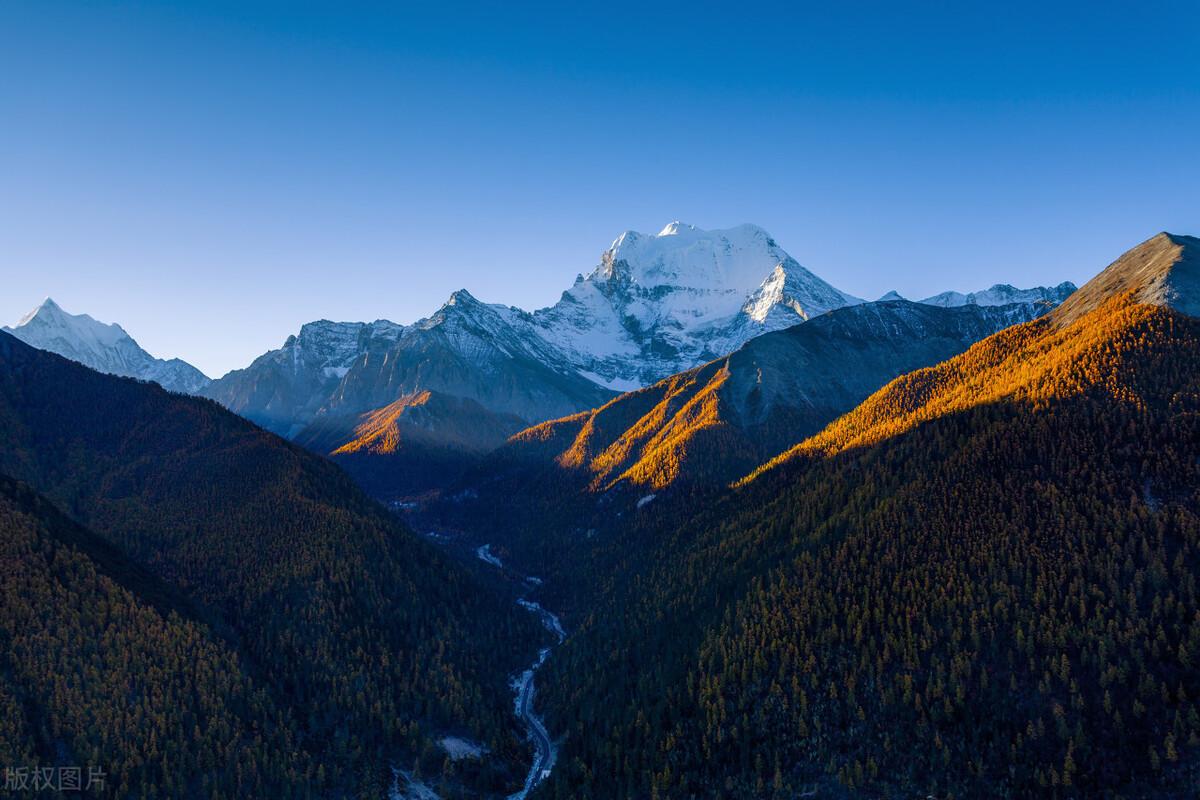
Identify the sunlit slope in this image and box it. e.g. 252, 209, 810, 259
749, 232, 1200, 478
535, 232, 1200, 798
296, 389, 527, 498
485, 299, 1051, 493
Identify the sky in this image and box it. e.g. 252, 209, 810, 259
1, 0, 1198, 377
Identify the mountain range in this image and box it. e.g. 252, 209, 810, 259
195, 222, 876, 445
3, 228, 1196, 799
9, 224, 1076, 503
459, 231, 1200, 798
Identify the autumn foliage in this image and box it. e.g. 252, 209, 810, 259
535, 293, 1200, 798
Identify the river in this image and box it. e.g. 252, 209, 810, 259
475, 545, 565, 800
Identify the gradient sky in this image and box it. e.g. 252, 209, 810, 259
2, 1, 1198, 377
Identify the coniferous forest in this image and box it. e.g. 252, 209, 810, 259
4, 228, 1200, 800
0, 332, 543, 798
5, 6, 1199, 799
519, 282, 1200, 797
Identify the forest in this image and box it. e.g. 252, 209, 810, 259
4, 242, 1199, 799
513, 293, 1200, 797
0, 331, 543, 799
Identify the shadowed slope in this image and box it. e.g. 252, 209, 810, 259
0, 331, 538, 797
0, 475, 302, 797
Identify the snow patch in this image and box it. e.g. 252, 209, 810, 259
390, 769, 441, 800
637, 494, 657, 509
439, 736, 488, 761
577, 369, 642, 393
476, 544, 503, 568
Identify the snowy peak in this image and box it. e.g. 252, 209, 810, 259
200, 317, 404, 437
598, 222, 792, 297
657, 220, 695, 237
920, 282, 1076, 308
532, 222, 863, 386
421, 289, 512, 330
741, 260, 862, 325
419, 289, 515, 336
444, 288, 481, 307
18, 297, 69, 327
14, 297, 130, 348
17, 296, 59, 326
4, 299, 210, 394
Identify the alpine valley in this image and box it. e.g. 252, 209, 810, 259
8, 224, 1075, 502
9, 226, 1200, 800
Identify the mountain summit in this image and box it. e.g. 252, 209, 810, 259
3, 298, 210, 394
1052, 232, 1200, 325
526, 223, 864, 387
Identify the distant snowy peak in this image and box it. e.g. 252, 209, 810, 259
198, 316, 405, 437
4, 298, 210, 394
920, 281, 1077, 308
532, 222, 863, 386
415, 289, 574, 370
419, 288, 504, 331
13, 298, 130, 353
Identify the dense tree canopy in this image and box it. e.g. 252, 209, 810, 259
0, 332, 541, 798
522, 295, 1200, 798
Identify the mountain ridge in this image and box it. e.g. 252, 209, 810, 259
201, 223, 1073, 461
4, 297, 211, 394
454, 296, 1067, 505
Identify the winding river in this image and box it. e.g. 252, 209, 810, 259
475, 545, 565, 800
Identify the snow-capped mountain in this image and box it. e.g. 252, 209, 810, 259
199, 318, 403, 437
523, 222, 863, 387
3, 298, 210, 394
319, 288, 614, 422
464, 296, 1063, 497
920, 281, 1077, 308
204, 222, 1076, 455
200, 291, 614, 439
204, 222, 865, 439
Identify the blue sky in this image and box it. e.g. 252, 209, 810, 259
2, 0, 1198, 377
